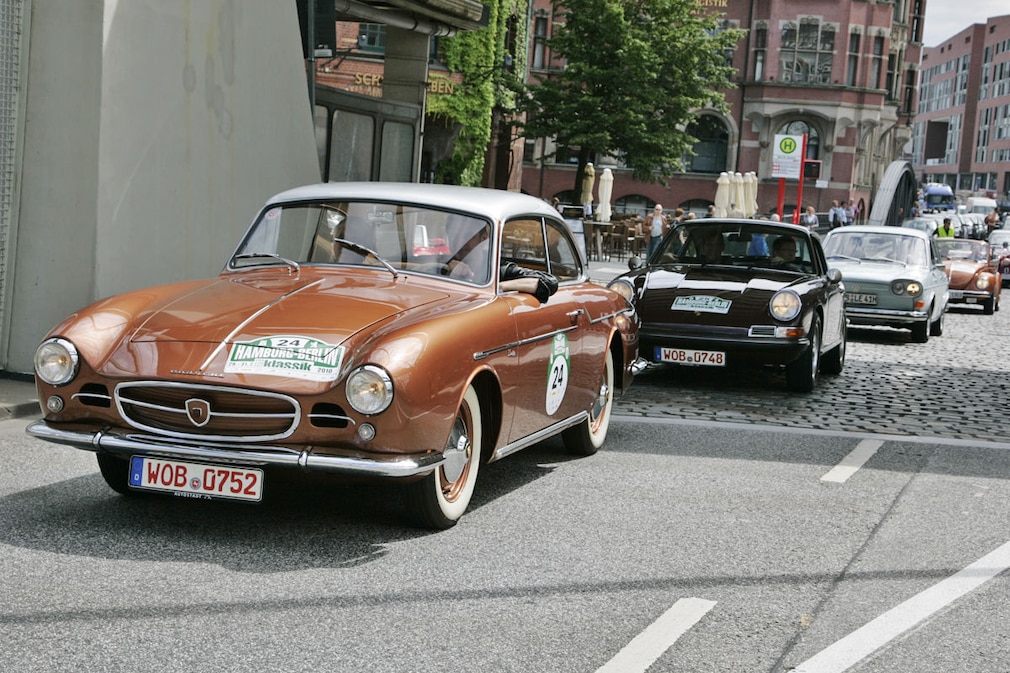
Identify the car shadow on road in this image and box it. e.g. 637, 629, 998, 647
0, 439, 576, 572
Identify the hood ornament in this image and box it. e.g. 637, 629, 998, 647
185, 398, 212, 427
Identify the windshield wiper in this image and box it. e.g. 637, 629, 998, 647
233, 252, 300, 274
863, 256, 905, 265
332, 238, 399, 279
826, 254, 861, 263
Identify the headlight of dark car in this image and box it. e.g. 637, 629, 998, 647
769, 290, 801, 321
345, 365, 394, 415
607, 278, 636, 305
34, 338, 80, 386
891, 280, 922, 296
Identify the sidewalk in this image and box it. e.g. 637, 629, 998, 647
0, 374, 39, 420
0, 258, 631, 422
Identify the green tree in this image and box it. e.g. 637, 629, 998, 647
521, 0, 743, 191
428, 0, 527, 186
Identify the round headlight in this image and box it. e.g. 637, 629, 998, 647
769, 290, 801, 321
976, 276, 990, 290
905, 281, 922, 296
890, 281, 906, 295
345, 365, 393, 415
607, 278, 635, 304
34, 338, 80, 386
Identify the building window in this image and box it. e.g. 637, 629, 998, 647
872, 35, 885, 89
903, 68, 916, 114
532, 16, 549, 70
684, 115, 729, 174
846, 32, 860, 86
753, 25, 767, 80
780, 19, 835, 84
358, 24, 385, 51
777, 120, 820, 160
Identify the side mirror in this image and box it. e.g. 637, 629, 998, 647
628, 255, 643, 270
827, 268, 842, 283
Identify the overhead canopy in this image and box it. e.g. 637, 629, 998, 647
333, 0, 490, 35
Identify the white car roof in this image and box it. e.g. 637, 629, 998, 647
265, 182, 561, 222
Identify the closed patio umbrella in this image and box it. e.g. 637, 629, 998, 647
745, 172, 759, 217
580, 163, 596, 216
597, 168, 613, 222
714, 172, 731, 217
732, 173, 747, 218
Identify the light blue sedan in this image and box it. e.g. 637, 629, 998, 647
823, 226, 949, 343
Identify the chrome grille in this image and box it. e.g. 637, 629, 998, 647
115, 382, 300, 441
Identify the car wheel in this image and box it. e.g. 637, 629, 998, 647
983, 296, 996, 315
786, 316, 821, 393
929, 304, 945, 336
405, 384, 481, 530
820, 322, 846, 376
97, 453, 133, 495
563, 347, 614, 456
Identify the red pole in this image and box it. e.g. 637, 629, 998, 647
793, 134, 808, 224
776, 178, 786, 219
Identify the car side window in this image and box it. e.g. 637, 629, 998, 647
500, 217, 581, 282
544, 220, 581, 281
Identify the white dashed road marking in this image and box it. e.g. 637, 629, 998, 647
793, 539, 1010, 673
595, 597, 716, 673
821, 439, 883, 483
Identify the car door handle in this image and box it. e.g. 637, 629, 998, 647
566, 309, 584, 325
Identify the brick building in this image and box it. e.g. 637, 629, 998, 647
521, 0, 924, 219
913, 14, 1010, 199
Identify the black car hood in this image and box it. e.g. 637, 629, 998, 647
635, 265, 815, 327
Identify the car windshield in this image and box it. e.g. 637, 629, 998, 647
989, 232, 1010, 249
936, 239, 987, 261
231, 201, 495, 284
901, 219, 935, 233
823, 231, 928, 266
655, 221, 817, 273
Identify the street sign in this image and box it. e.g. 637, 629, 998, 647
771, 134, 804, 179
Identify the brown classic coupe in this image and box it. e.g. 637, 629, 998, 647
936, 238, 1001, 314
27, 183, 639, 529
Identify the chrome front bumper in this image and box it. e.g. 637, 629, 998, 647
26, 420, 443, 478
844, 306, 928, 325
948, 289, 990, 302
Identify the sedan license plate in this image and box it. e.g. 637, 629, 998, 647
845, 292, 877, 305
129, 456, 263, 502
657, 347, 725, 366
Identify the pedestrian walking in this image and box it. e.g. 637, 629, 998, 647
801, 205, 818, 231
644, 204, 669, 259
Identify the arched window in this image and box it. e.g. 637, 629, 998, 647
777, 120, 820, 160
685, 115, 729, 173
614, 194, 654, 217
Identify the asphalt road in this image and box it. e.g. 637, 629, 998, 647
2, 301, 1010, 672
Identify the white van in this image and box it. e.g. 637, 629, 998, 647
967, 196, 998, 215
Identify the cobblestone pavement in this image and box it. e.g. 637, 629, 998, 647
613, 301, 1010, 443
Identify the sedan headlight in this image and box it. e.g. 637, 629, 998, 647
345, 365, 393, 415
976, 276, 990, 290
891, 280, 922, 296
769, 290, 801, 321
34, 338, 80, 386
608, 278, 636, 304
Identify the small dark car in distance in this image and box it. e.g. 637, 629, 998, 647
609, 219, 846, 392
